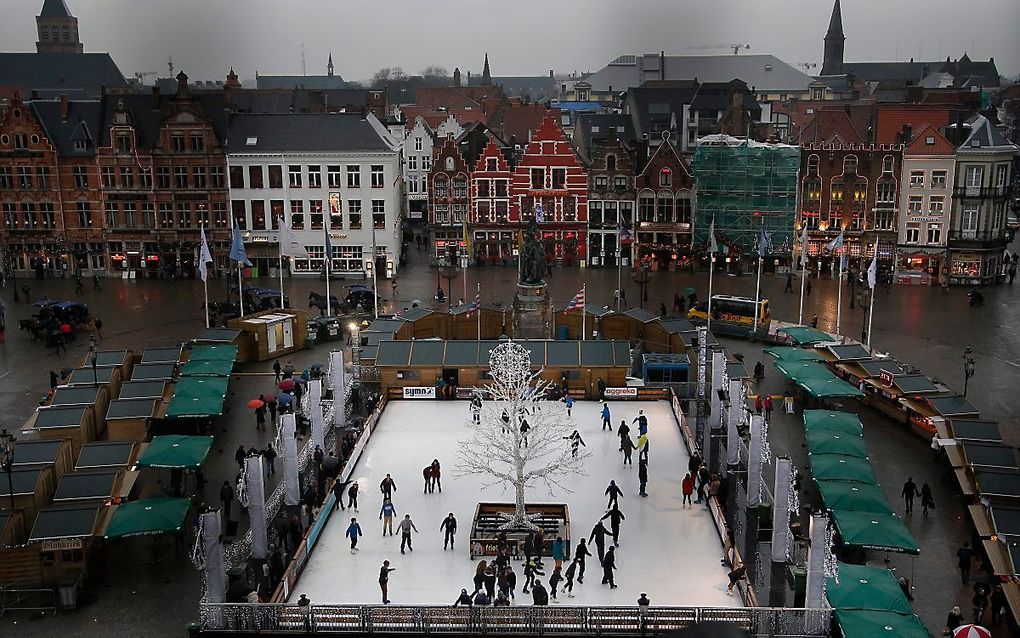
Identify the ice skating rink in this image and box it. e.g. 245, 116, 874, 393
290, 399, 737, 607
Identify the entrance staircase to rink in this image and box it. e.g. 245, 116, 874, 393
199, 603, 831, 636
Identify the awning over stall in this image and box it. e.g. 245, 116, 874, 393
187, 345, 239, 362
104, 498, 191, 539
833, 610, 929, 638
805, 430, 869, 458
180, 359, 234, 377
136, 435, 213, 469
803, 410, 864, 435
832, 510, 919, 555
826, 563, 913, 613
816, 481, 893, 514
165, 377, 229, 418
763, 346, 825, 362
809, 454, 877, 484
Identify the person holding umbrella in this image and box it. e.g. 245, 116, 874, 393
255, 396, 267, 431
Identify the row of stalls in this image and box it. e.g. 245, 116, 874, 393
826, 563, 930, 638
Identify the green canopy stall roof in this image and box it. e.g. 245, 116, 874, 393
763, 346, 825, 362
803, 410, 864, 435
137, 435, 213, 469
809, 454, 877, 484
826, 563, 913, 613
180, 359, 234, 377
778, 326, 834, 345
187, 344, 239, 362
774, 359, 833, 382
104, 498, 191, 539
796, 375, 865, 399
832, 510, 920, 555
816, 481, 893, 514
805, 430, 869, 458
834, 610, 929, 638
165, 377, 229, 418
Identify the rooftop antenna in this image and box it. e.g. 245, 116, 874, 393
301, 43, 306, 76
167, 56, 174, 77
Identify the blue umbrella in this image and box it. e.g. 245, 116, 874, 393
277, 393, 294, 404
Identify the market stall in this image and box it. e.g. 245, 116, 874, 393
29, 404, 98, 456
75, 441, 140, 471
106, 398, 160, 442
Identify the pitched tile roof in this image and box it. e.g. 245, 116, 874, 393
0, 53, 127, 98
226, 113, 398, 153
30, 98, 103, 156
875, 105, 950, 145
255, 74, 346, 90
957, 114, 1017, 150
795, 106, 872, 144
583, 54, 815, 94
903, 123, 955, 156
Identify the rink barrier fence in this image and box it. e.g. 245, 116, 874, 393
198, 603, 831, 635
270, 391, 389, 603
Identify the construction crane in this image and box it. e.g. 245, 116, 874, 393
685, 43, 751, 55
797, 62, 818, 73
133, 71, 158, 84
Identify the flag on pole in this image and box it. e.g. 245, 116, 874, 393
565, 286, 585, 311
324, 227, 334, 260
825, 228, 844, 253
867, 249, 878, 289
198, 226, 213, 282
708, 216, 718, 253
467, 287, 481, 315
279, 221, 308, 258
798, 224, 809, 267
757, 229, 772, 256
840, 251, 847, 273
229, 228, 252, 266
462, 217, 470, 258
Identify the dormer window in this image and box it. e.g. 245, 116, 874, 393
606, 155, 617, 172
116, 135, 131, 153
73, 139, 88, 151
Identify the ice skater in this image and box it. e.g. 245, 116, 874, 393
345, 517, 363, 553
564, 430, 586, 457
470, 393, 482, 424
549, 565, 563, 602
454, 589, 472, 606
519, 418, 530, 447
601, 506, 626, 547
601, 546, 618, 588
430, 459, 442, 493
637, 432, 650, 462
621, 434, 635, 465
633, 410, 648, 435
589, 520, 611, 564
562, 393, 574, 417
638, 458, 648, 497
347, 481, 360, 511
573, 538, 591, 583
605, 480, 623, 509
380, 474, 397, 499
564, 559, 578, 597
682, 472, 695, 508
441, 512, 457, 549
423, 465, 433, 493
379, 560, 395, 603
332, 478, 353, 511
380, 498, 396, 535
601, 402, 612, 430
523, 557, 543, 594
617, 420, 631, 451
398, 514, 418, 554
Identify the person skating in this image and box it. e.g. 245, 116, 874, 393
574, 538, 591, 583
347, 481, 360, 511
472, 560, 488, 595
531, 580, 549, 606
636, 432, 650, 462
920, 483, 935, 518
441, 512, 457, 549
638, 458, 648, 497
618, 420, 631, 450
621, 434, 636, 465
548, 565, 563, 602
345, 517, 363, 553
682, 473, 695, 508
605, 480, 623, 509
901, 477, 920, 515
522, 532, 535, 565
380, 498, 396, 535
564, 559, 578, 597
601, 507, 626, 547
601, 547, 618, 588
483, 565, 497, 599
502, 566, 517, 601
726, 565, 747, 595
397, 514, 418, 554
552, 536, 566, 571
430, 459, 442, 493
422, 465, 433, 493
589, 521, 611, 564
600, 402, 612, 431
453, 589, 473, 606
332, 478, 352, 511
563, 393, 574, 417
633, 410, 648, 435
519, 418, 530, 447
523, 557, 543, 594
695, 463, 710, 504
380, 473, 397, 499
470, 393, 482, 424
564, 430, 586, 457
379, 560, 395, 604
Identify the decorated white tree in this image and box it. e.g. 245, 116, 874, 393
455, 341, 590, 529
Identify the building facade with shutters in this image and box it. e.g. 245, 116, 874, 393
426, 134, 471, 266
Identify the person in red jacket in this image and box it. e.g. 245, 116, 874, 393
754, 395, 763, 415
682, 472, 695, 509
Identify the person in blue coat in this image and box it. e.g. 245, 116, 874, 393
551, 536, 566, 570
633, 410, 648, 435
563, 394, 574, 417
345, 517, 363, 553
601, 402, 612, 431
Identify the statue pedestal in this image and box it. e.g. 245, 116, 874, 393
512, 283, 552, 339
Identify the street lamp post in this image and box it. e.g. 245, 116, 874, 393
0, 428, 15, 511
89, 335, 99, 386
963, 347, 976, 397
631, 263, 651, 310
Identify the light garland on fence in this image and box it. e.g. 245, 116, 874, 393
786, 464, 800, 562
823, 521, 840, 584
190, 514, 206, 571
759, 415, 773, 502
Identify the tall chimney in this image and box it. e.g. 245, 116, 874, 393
59, 94, 69, 120
660, 50, 666, 81
152, 86, 161, 110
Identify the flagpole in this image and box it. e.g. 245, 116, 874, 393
707, 252, 715, 331
866, 282, 876, 348
278, 250, 285, 309
581, 284, 587, 341
835, 250, 844, 335
237, 257, 244, 317
324, 227, 331, 318
476, 282, 481, 340
754, 251, 763, 333
201, 224, 210, 328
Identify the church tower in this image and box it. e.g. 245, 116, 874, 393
821, 0, 845, 75
482, 53, 492, 86
36, 0, 83, 54
327, 52, 335, 77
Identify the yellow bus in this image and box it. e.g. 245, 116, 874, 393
687, 295, 770, 333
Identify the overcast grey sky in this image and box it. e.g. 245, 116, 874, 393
4, 0, 1018, 82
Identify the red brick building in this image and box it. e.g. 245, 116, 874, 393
470, 138, 514, 265
427, 133, 471, 265
634, 132, 694, 270
510, 113, 588, 267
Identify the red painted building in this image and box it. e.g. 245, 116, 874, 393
510, 113, 588, 266
470, 138, 514, 265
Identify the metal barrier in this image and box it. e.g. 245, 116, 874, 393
0, 586, 58, 617
199, 603, 831, 636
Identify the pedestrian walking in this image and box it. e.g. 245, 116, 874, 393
255, 400, 267, 431
273, 360, 282, 383
944, 606, 964, 635
991, 584, 1007, 625
754, 395, 763, 415
21, 284, 30, 303
601, 547, 617, 588
605, 480, 623, 509
549, 565, 563, 601
763, 395, 773, 420
784, 272, 794, 293
94, 317, 103, 340
50, 370, 59, 390
638, 458, 648, 497
380, 474, 397, 499
806, 279, 812, 296
600, 402, 612, 430
92, 273, 101, 290
347, 481, 360, 511
957, 542, 974, 583
589, 521, 610, 565
574, 538, 590, 583
430, 459, 442, 493
658, 301, 667, 318
220, 480, 234, 520
398, 514, 418, 554
564, 430, 586, 457
753, 361, 765, 383
619, 288, 626, 305
682, 473, 695, 508
920, 483, 935, 517
695, 464, 710, 504
379, 561, 395, 604
901, 477, 920, 515
973, 588, 989, 623
234, 445, 246, 469
75, 273, 84, 294
263, 443, 277, 475
267, 398, 277, 426
601, 507, 625, 547
810, 314, 818, 328
633, 410, 648, 435
441, 512, 457, 549
380, 498, 396, 535
552, 536, 566, 571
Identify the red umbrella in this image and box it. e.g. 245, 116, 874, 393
262, 393, 276, 402
954, 626, 991, 638
246, 399, 265, 409
278, 379, 295, 392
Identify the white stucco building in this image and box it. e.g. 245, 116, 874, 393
226, 113, 403, 278
402, 116, 434, 225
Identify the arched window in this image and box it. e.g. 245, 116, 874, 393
882, 155, 894, 174
638, 190, 655, 223
659, 168, 672, 187
434, 175, 448, 198
675, 191, 693, 224
445, 156, 455, 171
807, 154, 820, 175
656, 191, 674, 223
843, 155, 858, 175
805, 177, 822, 202
606, 154, 617, 172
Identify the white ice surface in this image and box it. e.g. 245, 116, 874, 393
290, 400, 738, 607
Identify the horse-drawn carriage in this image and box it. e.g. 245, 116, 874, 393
243, 286, 290, 311
308, 285, 378, 316
19, 299, 90, 345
